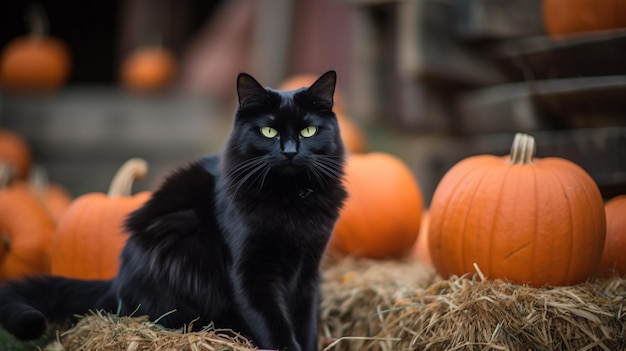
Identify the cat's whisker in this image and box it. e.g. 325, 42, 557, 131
314, 154, 343, 166
310, 157, 344, 184
225, 157, 265, 185
303, 158, 342, 191
312, 167, 338, 188
257, 164, 272, 191
225, 155, 265, 178
240, 159, 271, 193
307, 164, 329, 189
228, 158, 269, 198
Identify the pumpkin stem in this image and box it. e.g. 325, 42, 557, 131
509, 133, 536, 165
28, 164, 48, 201
107, 158, 148, 197
26, 3, 49, 37
0, 163, 16, 188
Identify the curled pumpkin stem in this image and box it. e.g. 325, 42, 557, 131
509, 133, 536, 165
107, 158, 148, 197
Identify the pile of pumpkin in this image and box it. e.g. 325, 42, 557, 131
0, 5, 176, 94
0, 128, 150, 280
2, 74, 626, 287
2, 73, 626, 349
283, 74, 626, 288
334, 132, 626, 288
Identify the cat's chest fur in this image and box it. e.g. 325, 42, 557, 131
215, 162, 340, 273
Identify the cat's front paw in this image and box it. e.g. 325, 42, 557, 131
5, 310, 47, 341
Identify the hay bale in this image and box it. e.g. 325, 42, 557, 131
320, 258, 626, 351
43, 257, 626, 351
45, 310, 256, 351
320, 257, 439, 350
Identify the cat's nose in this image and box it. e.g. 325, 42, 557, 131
282, 139, 298, 160
283, 151, 297, 160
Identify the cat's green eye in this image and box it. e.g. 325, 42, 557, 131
260, 126, 278, 138
300, 126, 317, 138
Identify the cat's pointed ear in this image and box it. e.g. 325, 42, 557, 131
307, 70, 336, 108
237, 73, 267, 106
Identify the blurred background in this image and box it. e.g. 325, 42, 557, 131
1, 0, 625, 206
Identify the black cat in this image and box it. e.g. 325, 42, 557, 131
0, 71, 347, 351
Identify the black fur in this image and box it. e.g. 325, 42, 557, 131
0, 71, 347, 351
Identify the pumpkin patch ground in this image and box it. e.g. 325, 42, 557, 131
1, 257, 624, 351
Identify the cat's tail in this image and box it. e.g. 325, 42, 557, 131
0, 275, 116, 340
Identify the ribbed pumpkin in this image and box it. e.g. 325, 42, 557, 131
598, 195, 626, 277
279, 73, 367, 153
0, 165, 56, 279
542, 0, 626, 36
330, 152, 423, 259
0, 5, 70, 91
0, 129, 32, 179
50, 158, 151, 279
120, 46, 177, 92
428, 133, 606, 287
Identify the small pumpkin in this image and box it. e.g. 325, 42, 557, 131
428, 133, 606, 287
278, 73, 367, 153
0, 165, 56, 279
330, 152, 424, 259
50, 158, 151, 279
0, 5, 70, 91
120, 46, 177, 92
598, 195, 626, 277
542, 0, 626, 36
0, 128, 31, 179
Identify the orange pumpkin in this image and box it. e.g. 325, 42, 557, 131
0, 165, 56, 279
120, 46, 177, 92
330, 152, 424, 259
543, 0, 626, 36
278, 73, 367, 153
428, 133, 606, 287
0, 6, 70, 91
50, 158, 151, 279
0, 129, 32, 179
598, 195, 626, 277
410, 211, 431, 264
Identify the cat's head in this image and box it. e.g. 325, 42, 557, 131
223, 71, 345, 197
